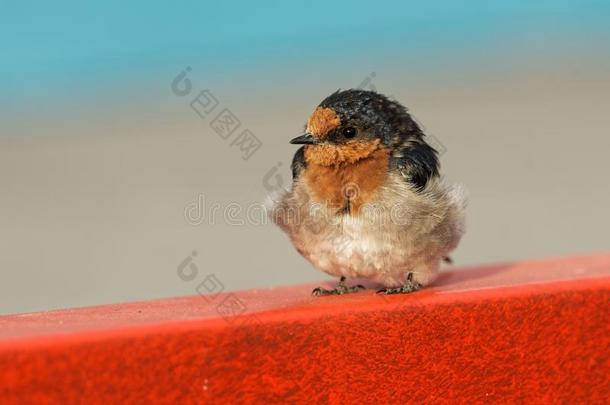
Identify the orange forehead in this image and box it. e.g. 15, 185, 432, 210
306, 107, 341, 138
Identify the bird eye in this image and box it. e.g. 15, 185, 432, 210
342, 127, 357, 138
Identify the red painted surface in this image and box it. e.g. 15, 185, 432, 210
0, 253, 609, 404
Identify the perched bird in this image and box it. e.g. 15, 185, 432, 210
269, 89, 466, 295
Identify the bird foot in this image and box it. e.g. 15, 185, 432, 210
377, 272, 422, 295
312, 277, 365, 296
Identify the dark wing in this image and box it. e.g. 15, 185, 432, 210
291, 146, 307, 181
390, 141, 440, 191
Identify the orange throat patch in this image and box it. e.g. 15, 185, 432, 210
303, 143, 389, 215
304, 138, 384, 166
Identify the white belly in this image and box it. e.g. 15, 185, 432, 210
293, 214, 441, 288
270, 175, 466, 288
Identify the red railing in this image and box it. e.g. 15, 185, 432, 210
1, 253, 609, 404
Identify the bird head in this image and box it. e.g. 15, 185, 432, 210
290, 89, 430, 167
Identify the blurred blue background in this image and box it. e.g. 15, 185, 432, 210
1, 1, 609, 314
2, 1, 609, 108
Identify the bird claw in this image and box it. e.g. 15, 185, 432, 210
312, 281, 365, 296
311, 287, 329, 296
376, 273, 422, 295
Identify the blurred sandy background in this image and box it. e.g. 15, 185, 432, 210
1, 2, 609, 314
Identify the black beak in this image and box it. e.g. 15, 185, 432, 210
289, 133, 317, 145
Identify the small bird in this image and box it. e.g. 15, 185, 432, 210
269, 89, 466, 295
